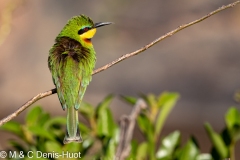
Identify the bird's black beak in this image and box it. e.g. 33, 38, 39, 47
94, 22, 113, 28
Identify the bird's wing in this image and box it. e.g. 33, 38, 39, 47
54, 75, 67, 110
49, 58, 68, 110
74, 76, 89, 110
57, 56, 83, 110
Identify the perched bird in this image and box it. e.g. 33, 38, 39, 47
48, 15, 112, 144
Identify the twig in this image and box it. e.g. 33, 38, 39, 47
115, 99, 147, 160
92, 1, 240, 75
0, 89, 56, 126
0, 1, 239, 126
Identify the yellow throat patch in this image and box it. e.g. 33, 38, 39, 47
80, 28, 96, 43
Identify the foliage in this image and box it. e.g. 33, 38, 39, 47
1, 93, 240, 160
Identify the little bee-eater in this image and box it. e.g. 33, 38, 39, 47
48, 15, 112, 144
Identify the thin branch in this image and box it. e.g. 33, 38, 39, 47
92, 1, 240, 75
0, 89, 56, 126
115, 99, 147, 160
0, 1, 239, 126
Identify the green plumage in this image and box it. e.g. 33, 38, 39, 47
48, 15, 97, 144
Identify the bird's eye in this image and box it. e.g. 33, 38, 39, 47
78, 27, 91, 35
84, 27, 89, 31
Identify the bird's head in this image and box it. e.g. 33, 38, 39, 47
57, 15, 112, 46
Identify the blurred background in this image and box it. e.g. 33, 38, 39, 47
0, 0, 240, 156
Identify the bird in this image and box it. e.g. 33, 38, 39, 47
48, 14, 112, 144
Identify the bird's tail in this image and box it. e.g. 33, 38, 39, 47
63, 106, 82, 144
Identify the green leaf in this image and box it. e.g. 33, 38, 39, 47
38, 113, 50, 127
196, 153, 213, 160
225, 107, 240, 141
121, 95, 137, 105
45, 141, 62, 153
79, 123, 90, 134
178, 139, 199, 160
82, 138, 94, 150
26, 106, 42, 126
1, 121, 23, 137
22, 125, 34, 144
137, 113, 153, 137
136, 142, 148, 159
127, 140, 138, 160
28, 126, 55, 141
63, 142, 81, 152
204, 123, 228, 159
96, 94, 114, 109
9, 140, 26, 152
44, 117, 66, 129
146, 94, 158, 109
97, 107, 116, 137
225, 107, 240, 128
105, 138, 117, 159
156, 131, 181, 159
96, 95, 116, 137
79, 102, 95, 119
155, 92, 179, 136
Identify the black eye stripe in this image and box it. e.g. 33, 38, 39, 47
78, 27, 91, 35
